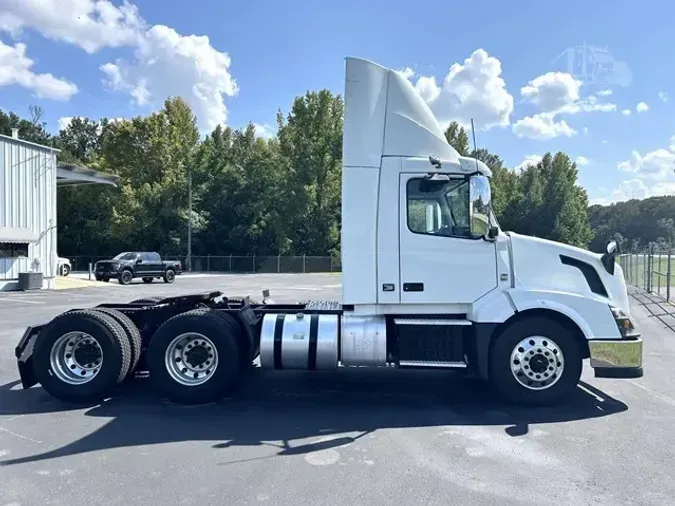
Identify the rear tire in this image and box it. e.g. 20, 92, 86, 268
61, 264, 71, 276
146, 309, 241, 404
90, 308, 143, 376
142, 277, 153, 284
489, 317, 582, 406
32, 310, 132, 404
163, 269, 176, 284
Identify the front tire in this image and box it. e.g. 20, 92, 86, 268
61, 264, 70, 276
119, 270, 133, 285
489, 317, 582, 406
32, 310, 132, 404
146, 309, 241, 404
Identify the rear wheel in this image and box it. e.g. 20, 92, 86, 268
146, 309, 241, 404
142, 277, 153, 284
61, 264, 71, 276
489, 317, 582, 406
163, 269, 176, 284
32, 310, 132, 404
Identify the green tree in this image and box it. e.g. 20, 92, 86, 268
443, 121, 469, 155
277, 89, 343, 256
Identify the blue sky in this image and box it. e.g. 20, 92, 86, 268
1, 0, 673, 204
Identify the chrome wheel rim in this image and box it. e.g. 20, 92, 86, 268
510, 336, 564, 390
164, 333, 218, 386
49, 332, 103, 385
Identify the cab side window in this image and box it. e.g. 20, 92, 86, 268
406, 177, 471, 238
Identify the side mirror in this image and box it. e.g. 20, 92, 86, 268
601, 240, 618, 275
488, 226, 499, 239
136, 258, 143, 264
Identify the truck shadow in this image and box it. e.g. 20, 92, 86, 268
0, 367, 627, 467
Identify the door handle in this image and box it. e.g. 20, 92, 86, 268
403, 283, 424, 292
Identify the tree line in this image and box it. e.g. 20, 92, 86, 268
0, 91, 669, 259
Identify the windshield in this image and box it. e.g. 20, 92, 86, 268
114, 252, 138, 260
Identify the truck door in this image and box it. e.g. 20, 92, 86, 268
399, 173, 498, 305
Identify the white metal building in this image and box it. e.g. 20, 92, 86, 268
0, 130, 118, 291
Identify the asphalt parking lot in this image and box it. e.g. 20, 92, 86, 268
1, 276, 674, 505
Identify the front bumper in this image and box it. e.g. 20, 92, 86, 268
589, 337, 643, 378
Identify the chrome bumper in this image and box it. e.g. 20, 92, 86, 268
589, 338, 643, 379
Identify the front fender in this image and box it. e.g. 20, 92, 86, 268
508, 289, 621, 340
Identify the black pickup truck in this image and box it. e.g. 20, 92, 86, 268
94, 252, 183, 285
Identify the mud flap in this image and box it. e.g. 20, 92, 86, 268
15, 325, 45, 389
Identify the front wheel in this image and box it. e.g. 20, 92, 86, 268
118, 270, 133, 285
489, 317, 582, 406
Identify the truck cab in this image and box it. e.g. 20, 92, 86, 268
333, 56, 642, 403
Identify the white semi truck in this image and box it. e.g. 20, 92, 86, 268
14, 57, 643, 406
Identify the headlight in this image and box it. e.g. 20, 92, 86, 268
610, 306, 641, 338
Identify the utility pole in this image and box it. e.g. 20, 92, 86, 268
187, 163, 192, 272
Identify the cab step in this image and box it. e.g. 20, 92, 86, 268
393, 318, 472, 326
399, 360, 467, 368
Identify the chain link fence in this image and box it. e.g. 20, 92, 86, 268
618, 244, 674, 301
66, 255, 342, 274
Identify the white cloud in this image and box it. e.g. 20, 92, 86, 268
0, 40, 78, 100
618, 148, 675, 180
622, 109, 631, 116
403, 49, 514, 130
512, 113, 576, 141
0, 0, 144, 53
57, 116, 73, 131
575, 156, 590, 166
252, 123, 275, 139
583, 126, 589, 135
1, 1, 239, 132
100, 25, 238, 132
670, 135, 675, 152
636, 102, 649, 113
601, 140, 609, 144
592, 179, 675, 205
597, 89, 613, 96
514, 154, 542, 170
57, 115, 124, 131
659, 92, 669, 103
513, 70, 615, 140
520, 71, 581, 112
395, 67, 416, 80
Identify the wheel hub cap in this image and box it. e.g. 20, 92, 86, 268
49, 332, 103, 385
165, 333, 218, 386
510, 336, 565, 390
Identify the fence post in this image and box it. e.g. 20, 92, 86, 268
668, 251, 672, 302
648, 244, 653, 292
252, 255, 256, 273
207, 255, 210, 272
330, 256, 333, 274
277, 255, 281, 273
88, 263, 93, 280
229, 254, 232, 272
303, 254, 306, 274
